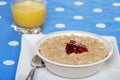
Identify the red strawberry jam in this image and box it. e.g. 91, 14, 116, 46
65, 40, 88, 55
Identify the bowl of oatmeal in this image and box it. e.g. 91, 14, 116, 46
36, 30, 113, 78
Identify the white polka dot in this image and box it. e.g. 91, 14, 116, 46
112, 2, 120, 7
8, 41, 19, 46
3, 60, 15, 65
93, 8, 103, 12
73, 15, 83, 20
44, 0, 47, 4
114, 17, 120, 21
55, 7, 64, 12
74, 1, 84, 6
0, 1, 7, 5
96, 23, 106, 28
0, 16, 2, 19
55, 23, 66, 28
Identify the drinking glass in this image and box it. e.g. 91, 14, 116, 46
11, 0, 46, 34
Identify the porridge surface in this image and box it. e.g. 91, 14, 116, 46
39, 35, 109, 65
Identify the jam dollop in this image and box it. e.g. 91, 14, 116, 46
65, 40, 88, 55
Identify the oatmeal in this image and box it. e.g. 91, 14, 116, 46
39, 34, 109, 65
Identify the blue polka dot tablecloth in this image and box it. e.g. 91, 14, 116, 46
0, 0, 120, 80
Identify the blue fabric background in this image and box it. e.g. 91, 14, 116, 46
0, 0, 120, 80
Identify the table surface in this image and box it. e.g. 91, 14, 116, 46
0, 0, 120, 80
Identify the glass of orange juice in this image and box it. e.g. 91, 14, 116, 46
11, 0, 46, 34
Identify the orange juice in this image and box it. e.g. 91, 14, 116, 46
12, 1, 46, 28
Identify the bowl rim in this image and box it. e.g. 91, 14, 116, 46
36, 30, 113, 67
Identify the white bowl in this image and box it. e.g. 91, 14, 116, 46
36, 30, 113, 79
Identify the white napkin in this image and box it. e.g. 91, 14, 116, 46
15, 34, 120, 80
